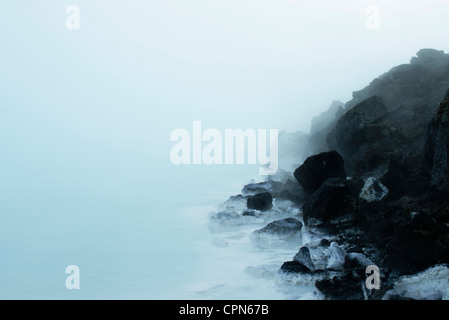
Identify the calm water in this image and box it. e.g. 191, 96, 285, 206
0, 150, 312, 299
0, 1, 313, 298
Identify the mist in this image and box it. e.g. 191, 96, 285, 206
1, 0, 449, 299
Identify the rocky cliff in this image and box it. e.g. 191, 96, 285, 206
211, 49, 449, 300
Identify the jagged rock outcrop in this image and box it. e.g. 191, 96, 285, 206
304, 49, 449, 175
213, 49, 449, 300
334, 96, 387, 159
347, 49, 449, 112
285, 59, 449, 298
422, 88, 449, 192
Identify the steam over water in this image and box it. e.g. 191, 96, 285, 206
2, 0, 449, 300
0, 155, 313, 299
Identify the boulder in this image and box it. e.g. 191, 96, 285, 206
254, 218, 303, 236
247, 192, 273, 211
293, 246, 315, 272
315, 270, 365, 300
359, 177, 388, 203
279, 261, 313, 274
293, 150, 346, 193
326, 242, 346, 271
302, 178, 358, 228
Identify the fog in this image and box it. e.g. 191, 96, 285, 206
1, 0, 449, 299
3, 1, 449, 134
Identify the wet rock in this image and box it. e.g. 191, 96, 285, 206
254, 218, 303, 236
242, 210, 258, 217
247, 192, 273, 211
293, 246, 315, 272
279, 261, 313, 274
315, 270, 365, 300
359, 177, 388, 203
302, 178, 358, 228
294, 150, 346, 193
326, 242, 346, 271
388, 264, 449, 300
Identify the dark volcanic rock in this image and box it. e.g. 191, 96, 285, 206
344, 252, 374, 269
326, 242, 347, 271
315, 271, 365, 300
241, 210, 257, 217
254, 217, 303, 235
335, 96, 387, 158
330, 97, 436, 175
302, 178, 358, 228
294, 150, 346, 193
319, 239, 331, 247
387, 212, 449, 274
359, 177, 388, 203
279, 261, 313, 274
318, 50, 449, 175
347, 49, 449, 112
422, 88, 449, 192
247, 192, 273, 211
380, 159, 411, 200
293, 246, 315, 272
216, 50, 449, 300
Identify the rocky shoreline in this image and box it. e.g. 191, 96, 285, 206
210, 49, 449, 300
